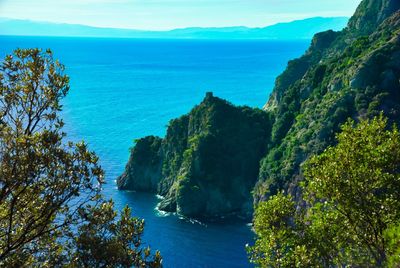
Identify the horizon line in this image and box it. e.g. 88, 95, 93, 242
0, 16, 349, 32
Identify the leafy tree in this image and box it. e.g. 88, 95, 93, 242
70, 201, 162, 267
247, 192, 299, 267
249, 115, 400, 267
384, 223, 400, 267
0, 48, 161, 267
304, 114, 400, 266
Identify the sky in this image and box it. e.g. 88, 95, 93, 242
0, 0, 362, 30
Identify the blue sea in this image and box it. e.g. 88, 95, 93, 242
1, 36, 309, 267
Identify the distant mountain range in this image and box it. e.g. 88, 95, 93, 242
0, 17, 349, 39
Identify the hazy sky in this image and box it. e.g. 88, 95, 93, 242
0, 0, 362, 30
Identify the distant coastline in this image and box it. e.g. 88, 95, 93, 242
0, 16, 348, 40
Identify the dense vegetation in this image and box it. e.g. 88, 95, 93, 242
0, 49, 161, 267
256, 0, 400, 200
248, 116, 400, 267
247, 2, 400, 265
118, 93, 273, 219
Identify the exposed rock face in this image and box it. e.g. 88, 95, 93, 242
118, 94, 272, 220
348, 0, 400, 35
264, 29, 341, 112
117, 136, 163, 192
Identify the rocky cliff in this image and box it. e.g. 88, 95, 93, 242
118, 93, 272, 220
118, 0, 400, 219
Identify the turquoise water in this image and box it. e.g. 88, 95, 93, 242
1, 36, 309, 267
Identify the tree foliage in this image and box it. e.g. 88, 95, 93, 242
71, 201, 162, 267
248, 115, 400, 267
0, 48, 161, 267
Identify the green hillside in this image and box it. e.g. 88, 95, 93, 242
118, 0, 400, 223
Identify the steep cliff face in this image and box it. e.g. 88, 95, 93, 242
257, 0, 400, 201
117, 136, 163, 192
264, 29, 341, 112
348, 0, 400, 35
118, 93, 273, 219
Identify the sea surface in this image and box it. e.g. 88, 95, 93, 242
1, 36, 309, 267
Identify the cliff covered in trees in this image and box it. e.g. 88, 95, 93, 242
118, 0, 400, 219
257, 0, 400, 201
118, 93, 272, 219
